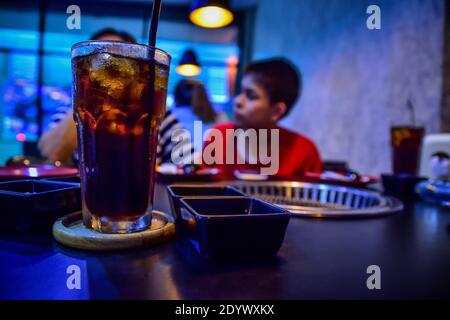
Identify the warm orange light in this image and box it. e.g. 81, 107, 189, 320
189, 6, 234, 28
226, 55, 239, 65
176, 64, 201, 77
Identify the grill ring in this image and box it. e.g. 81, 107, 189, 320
224, 181, 404, 218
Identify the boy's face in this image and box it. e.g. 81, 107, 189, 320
233, 74, 284, 129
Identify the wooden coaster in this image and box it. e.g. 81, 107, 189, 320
53, 210, 175, 251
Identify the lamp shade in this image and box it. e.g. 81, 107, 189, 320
189, 0, 234, 28
176, 49, 201, 77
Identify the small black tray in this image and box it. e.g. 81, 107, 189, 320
381, 174, 426, 201
167, 184, 245, 224
178, 197, 290, 260
0, 179, 81, 233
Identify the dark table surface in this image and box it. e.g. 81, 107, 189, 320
1, 182, 450, 300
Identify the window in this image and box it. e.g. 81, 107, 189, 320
0, 1, 239, 165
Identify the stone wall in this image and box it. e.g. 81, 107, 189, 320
252, 0, 445, 175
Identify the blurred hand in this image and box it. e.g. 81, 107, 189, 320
38, 112, 77, 164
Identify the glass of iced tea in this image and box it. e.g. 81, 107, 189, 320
71, 41, 170, 233
391, 126, 425, 175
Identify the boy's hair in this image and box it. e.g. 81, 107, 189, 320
244, 58, 301, 118
90, 28, 137, 44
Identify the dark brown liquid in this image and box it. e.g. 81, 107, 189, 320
391, 126, 424, 175
73, 52, 168, 217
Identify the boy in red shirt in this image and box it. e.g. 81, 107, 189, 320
202, 58, 322, 178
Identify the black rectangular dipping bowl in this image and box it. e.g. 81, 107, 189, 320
178, 197, 290, 260
0, 180, 81, 233
167, 184, 245, 223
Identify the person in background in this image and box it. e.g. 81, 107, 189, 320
203, 58, 322, 177
38, 28, 193, 165
171, 79, 227, 152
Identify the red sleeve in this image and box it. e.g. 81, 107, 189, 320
303, 143, 323, 174
288, 135, 322, 177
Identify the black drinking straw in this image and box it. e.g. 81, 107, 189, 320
148, 0, 162, 47
407, 99, 416, 126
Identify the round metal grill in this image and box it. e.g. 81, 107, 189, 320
226, 181, 403, 218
